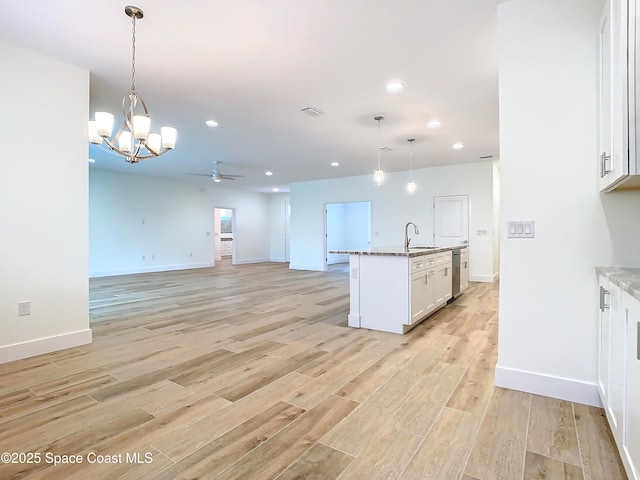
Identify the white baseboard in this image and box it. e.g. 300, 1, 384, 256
289, 264, 325, 271
470, 272, 500, 283
495, 364, 601, 407
90, 262, 215, 278
0, 329, 93, 365
270, 257, 286, 263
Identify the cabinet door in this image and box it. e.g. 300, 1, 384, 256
599, 0, 630, 192
608, 281, 627, 445
410, 272, 428, 324
623, 293, 640, 480
460, 253, 469, 291
598, 276, 612, 405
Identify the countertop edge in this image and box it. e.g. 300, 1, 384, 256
330, 246, 466, 258
596, 267, 640, 303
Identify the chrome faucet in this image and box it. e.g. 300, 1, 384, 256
405, 222, 419, 250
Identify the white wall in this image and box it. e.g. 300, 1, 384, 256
497, 0, 640, 406
269, 193, 290, 262
0, 40, 91, 363
289, 161, 497, 281
90, 170, 272, 276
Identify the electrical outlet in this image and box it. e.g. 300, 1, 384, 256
152, 254, 155, 260
18, 301, 31, 316
142, 255, 145, 260
350, 268, 358, 279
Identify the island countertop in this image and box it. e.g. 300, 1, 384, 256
329, 246, 460, 257
596, 267, 640, 302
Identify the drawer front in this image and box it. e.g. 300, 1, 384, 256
436, 251, 452, 265
411, 256, 429, 273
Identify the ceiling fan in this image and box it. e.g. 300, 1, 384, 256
190, 161, 245, 182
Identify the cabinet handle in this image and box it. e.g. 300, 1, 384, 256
464, 261, 467, 268
444, 267, 448, 277
599, 286, 610, 311
600, 152, 612, 178
424, 274, 428, 285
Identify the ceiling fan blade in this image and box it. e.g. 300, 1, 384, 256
219, 175, 237, 180
188, 173, 214, 177
221, 174, 245, 178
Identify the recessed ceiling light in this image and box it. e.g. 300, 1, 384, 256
88, 158, 96, 163
265, 171, 273, 176
386, 81, 404, 93
331, 162, 340, 167
205, 120, 218, 127
272, 187, 280, 192
427, 120, 441, 128
453, 143, 464, 150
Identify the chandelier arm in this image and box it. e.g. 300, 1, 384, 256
99, 136, 168, 162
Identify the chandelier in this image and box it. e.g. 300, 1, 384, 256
88, 6, 177, 164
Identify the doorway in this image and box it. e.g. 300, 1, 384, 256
214, 207, 235, 265
433, 194, 469, 246
324, 201, 371, 271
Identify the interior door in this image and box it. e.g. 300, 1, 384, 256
433, 195, 469, 247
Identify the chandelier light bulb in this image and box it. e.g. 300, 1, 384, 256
407, 180, 417, 194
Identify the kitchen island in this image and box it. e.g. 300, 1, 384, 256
330, 247, 462, 334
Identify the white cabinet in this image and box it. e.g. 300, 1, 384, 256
220, 239, 232, 257
598, 0, 640, 191
623, 292, 640, 480
434, 253, 453, 307
597, 272, 640, 480
598, 275, 626, 447
460, 248, 469, 292
409, 255, 438, 325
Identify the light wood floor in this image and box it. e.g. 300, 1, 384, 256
0, 262, 627, 480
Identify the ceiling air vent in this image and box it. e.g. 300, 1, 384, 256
300, 106, 325, 117
480, 155, 494, 159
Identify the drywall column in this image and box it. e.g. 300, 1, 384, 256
496, 0, 608, 405
0, 40, 91, 363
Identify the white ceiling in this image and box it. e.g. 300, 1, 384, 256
0, 0, 505, 192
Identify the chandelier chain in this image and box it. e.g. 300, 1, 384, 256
131, 12, 137, 92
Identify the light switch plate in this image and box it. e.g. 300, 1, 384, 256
507, 220, 535, 238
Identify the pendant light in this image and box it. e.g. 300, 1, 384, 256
374, 116, 385, 186
407, 138, 416, 194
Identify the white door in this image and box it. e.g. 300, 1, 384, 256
433, 195, 469, 247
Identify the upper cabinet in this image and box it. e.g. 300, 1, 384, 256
599, 0, 640, 191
